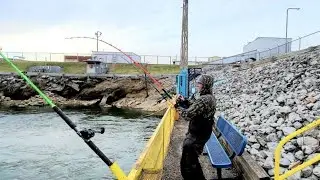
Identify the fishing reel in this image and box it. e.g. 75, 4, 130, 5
80, 127, 105, 140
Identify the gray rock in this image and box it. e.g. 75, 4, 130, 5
302, 146, 315, 155
276, 95, 286, 103
277, 118, 285, 125
266, 133, 278, 142
267, 142, 278, 151
301, 175, 320, 180
297, 136, 319, 147
277, 131, 284, 139
293, 122, 303, 129
282, 152, 295, 163
251, 143, 261, 149
278, 106, 292, 114
248, 136, 258, 143
282, 127, 296, 136
287, 99, 295, 106
250, 148, 260, 155
257, 151, 267, 159
301, 166, 313, 178
295, 151, 304, 161
284, 143, 296, 151
313, 165, 320, 177
288, 112, 302, 122
280, 158, 291, 167
313, 102, 320, 110
263, 156, 274, 169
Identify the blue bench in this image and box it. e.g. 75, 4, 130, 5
204, 116, 247, 179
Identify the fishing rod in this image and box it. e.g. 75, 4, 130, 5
65, 36, 172, 100
0, 52, 127, 180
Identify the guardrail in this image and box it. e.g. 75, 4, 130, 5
274, 118, 320, 180
127, 101, 178, 179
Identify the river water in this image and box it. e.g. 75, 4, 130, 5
0, 108, 160, 180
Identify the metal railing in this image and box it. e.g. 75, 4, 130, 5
274, 118, 320, 180
0, 51, 212, 65
203, 30, 320, 66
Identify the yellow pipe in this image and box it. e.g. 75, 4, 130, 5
280, 154, 320, 179
274, 118, 320, 180
110, 161, 128, 180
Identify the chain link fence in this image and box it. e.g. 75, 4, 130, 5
1, 51, 212, 65
204, 30, 320, 65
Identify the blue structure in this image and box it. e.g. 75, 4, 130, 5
176, 68, 189, 98
176, 68, 202, 99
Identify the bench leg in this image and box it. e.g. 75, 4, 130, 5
217, 168, 222, 179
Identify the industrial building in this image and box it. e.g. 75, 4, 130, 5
91, 51, 141, 64
244, 37, 292, 53
64, 51, 141, 64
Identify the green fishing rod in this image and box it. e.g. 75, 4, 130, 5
0, 52, 127, 179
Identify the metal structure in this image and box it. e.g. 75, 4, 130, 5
95, 31, 102, 52
286, 8, 300, 53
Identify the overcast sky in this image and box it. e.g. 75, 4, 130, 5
0, 0, 319, 57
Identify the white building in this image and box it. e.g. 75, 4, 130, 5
243, 37, 292, 59
91, 51, 141, 64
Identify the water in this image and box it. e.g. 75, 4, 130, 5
0, 108, 160, 180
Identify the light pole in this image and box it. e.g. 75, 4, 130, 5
95, 31, 102, 52
285, 7, 300, 53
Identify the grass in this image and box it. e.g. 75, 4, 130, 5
0, 60, 200, 74
0, 60, 86, 74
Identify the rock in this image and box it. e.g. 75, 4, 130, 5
282, 127, 296, 136
284, 143, 296, 151
297, 137, 319, 147
288, 112, 302, 122
301, 166, 313, 178
277, 95, 286, 103
263, 156, 274, 169
266, 133, 278, 142
250, 148, 260, 155
277, 131, 284, 139
313, 165, 320, 177
293, 122, 303, 129
280, 158, 291, 167
251, 143, 261, 149
248, 136, 258, 143
282, 152, 295, 163
257, 151, 267, 159
278, 106, 292, 114
267, 142, 278, 151
295, 151, 304, 161
302, 146, 315, 155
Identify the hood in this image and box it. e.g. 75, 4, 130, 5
196, 74, 214, 95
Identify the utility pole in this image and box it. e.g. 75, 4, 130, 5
180, 0, 188, 69
95, 31, 102, 52
285, 8, 300, 53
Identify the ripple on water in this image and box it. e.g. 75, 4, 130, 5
0, 108, 160, 179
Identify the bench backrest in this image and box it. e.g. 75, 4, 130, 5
217, 116, 247, 156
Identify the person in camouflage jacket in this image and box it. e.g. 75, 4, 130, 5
176, 74, 216, 180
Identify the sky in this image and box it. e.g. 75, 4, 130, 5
0, 0, 320, 58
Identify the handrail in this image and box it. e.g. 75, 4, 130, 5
274, 118, 320, 180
